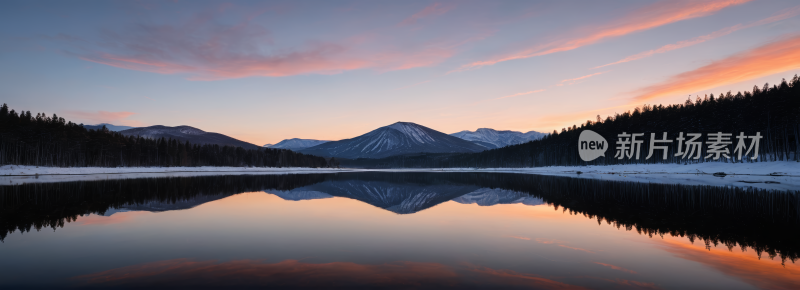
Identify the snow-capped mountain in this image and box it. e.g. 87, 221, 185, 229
298, 122, 485, 159
267, 138, 330, 151
453, 188, 544, 206
83, 123, 136, 132
119, 125, 260, 150
450, 128, 547, 149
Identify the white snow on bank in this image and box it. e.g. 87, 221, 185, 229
428, 161, 800, 176
380, 162, 800, 191
0, 166, 359, 185
1, 162, 798, 190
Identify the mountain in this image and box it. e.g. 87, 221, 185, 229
268, 138, 330, 151
298, 122, 486, 159
264, 177, 544, 214
119, 125, 260, 150
453, 188, 544, 206
83, 123, 136, 132
266, 190, 333, 201
103, 194, 230, 216
269, 180, 480, 214
450, 128, 547, 149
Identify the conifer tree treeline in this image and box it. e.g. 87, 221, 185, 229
345, 76, 800, 168
0, 105, 330, 168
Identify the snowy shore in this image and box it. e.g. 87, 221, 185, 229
399, 162, 800, 191
0, 162, 798, 190
0, 165, 359, 185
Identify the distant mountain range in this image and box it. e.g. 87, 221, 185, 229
83, 123, 136, 132
298, 122, 485, 159
267, 138, 330, 151
450, 128, 546, 149
265, 181, 543, 214
119, 125, 260, 150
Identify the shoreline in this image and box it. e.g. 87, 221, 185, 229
1, 162, 797, 191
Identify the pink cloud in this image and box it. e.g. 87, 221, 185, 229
75, 10, 461, 80
399, 3, 455, 26
455, 0, 750, 71
595, 5, 800, 69
63, 110, 140, 126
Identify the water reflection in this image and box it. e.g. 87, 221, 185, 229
1, 172, 798, 289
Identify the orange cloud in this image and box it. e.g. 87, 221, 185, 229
400, 3, 455, 26
657, 238, 800, 290
594, 262, 637, 274
456, 0, 749, 71
634, 34, 800, 101
595, 6, 800, 69
73, 258, 586, 289
63, 110, 139, 126
506, 235, 532, 240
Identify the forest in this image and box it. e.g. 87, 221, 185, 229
344, 76, 800, 168
0, 105, 330, 168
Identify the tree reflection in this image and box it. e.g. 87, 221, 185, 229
1, 172, 797, 264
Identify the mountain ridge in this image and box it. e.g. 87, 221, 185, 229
450, 128, 547, 149
119, 125, 260, 150
268, 138, 330, 151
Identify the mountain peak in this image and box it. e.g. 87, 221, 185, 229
386, 122, 436, 144
299, 122, 485, 159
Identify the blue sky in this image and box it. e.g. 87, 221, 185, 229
2, 0, 799, 145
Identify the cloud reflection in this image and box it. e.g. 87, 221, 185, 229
73, 258, 586, 289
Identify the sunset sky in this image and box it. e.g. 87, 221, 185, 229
2, 0, 800, 145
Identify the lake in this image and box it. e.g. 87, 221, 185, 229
1, 172, 798, 289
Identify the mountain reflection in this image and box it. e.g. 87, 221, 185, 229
267, 175, 543, 213
1, 172, 798, 264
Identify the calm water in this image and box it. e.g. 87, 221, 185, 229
1, 172, 798, 289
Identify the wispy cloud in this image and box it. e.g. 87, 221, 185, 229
454, 0, 749, 72
496, 89, 545, 100
63, 110, 140, 126
399, 3, 455, 26
634, 34, 800, 101
595, 5, 800, 69
74, 9, 465, 80
506, 235, 531, 240
534, 238, 594, 253
558, 71, 609, 86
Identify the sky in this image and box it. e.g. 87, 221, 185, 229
2, 0, 800, 146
